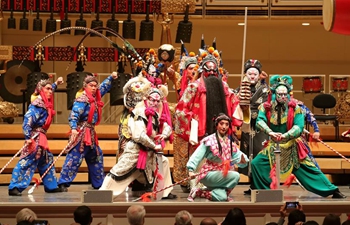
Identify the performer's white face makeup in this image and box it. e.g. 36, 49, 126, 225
246, 68, 259, 84
203, 61, 218, 77
276, 86, 288, 104
43, 84, 53, 100
86, 81, 98, 95
148, 65, 157, 77
147, 92, 161, 110
131, 81, 145, 93
217, 120, 229, 136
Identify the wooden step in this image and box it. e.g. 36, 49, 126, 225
310, 142, 350, 156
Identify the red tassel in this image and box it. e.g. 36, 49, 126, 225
222, 160, 230, 177
269, 164, 277, 189
308, 134, 319, 149
140, 192, 152, 202
32, 177, 40, 187
156, 173, 163, 181
283, 174, 295, 188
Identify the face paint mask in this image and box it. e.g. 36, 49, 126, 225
276, 86, 288, 104
246, 68, 259, 84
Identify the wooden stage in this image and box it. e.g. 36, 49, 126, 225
0, 124, 350, 225
0, 184, 349, 225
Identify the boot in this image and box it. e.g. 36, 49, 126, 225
45, 187, 64, 193
9, 188, 22, 196
243, 188, 251, 195
332, 189, 346, 199
181, 185, 190, 193
58, 184, 68, 192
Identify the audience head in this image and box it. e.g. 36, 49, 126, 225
127, 205, 146, 225
222, 208, 246, 225
266, 223, 278, 225
304, 221, 319, 225
200, 217, 217, 225
73, 205, 92, 225
175, 210, 193, 225
16, 208, 37, 223
322, 214, 341, 225
16, 221, 33, 225
287, 209, 306, 225
342, 220, 350, 225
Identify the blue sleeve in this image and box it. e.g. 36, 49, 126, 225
99, 75, 114, 97
22, 105, 41, 140
52, 83, 58, 92
69, 101, 86, 129
301, 104, 320, 132
187, 143, 208, 172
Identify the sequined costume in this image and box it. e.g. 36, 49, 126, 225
9, 83, 60, 194
58, 76, 114, 189
250, 75, 345, 198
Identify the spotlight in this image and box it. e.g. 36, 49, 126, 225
175, 4, 192, 43
19, 8, 29, 30
60, 8, 71, 35
7, 9, 16, 29
75, 7, 86, 35
139, 1, 153, 41
33, 8, 42, 31
46, 7, 56, 33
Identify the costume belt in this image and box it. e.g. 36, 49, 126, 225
78, 121, 99, 153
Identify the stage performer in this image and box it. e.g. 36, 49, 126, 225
8, 77, 64, 196
100, 82, 176, 199
236, 59, 270, 195
57, 72, 118, 191
186, 113, 249, 202
174, 46, 247, 193
250, 75, 346, 199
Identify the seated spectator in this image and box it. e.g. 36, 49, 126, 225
127, 205, 146, 225
220, 208, 246, 225
16, 208, 37, 224
342, 220, 350, 225
304, 221, 319, 225
276, 203, 305, 225
322, 214, 341, 225
73, 206, 93, 225
200, 218, 217, 225
175, 211, 193, 225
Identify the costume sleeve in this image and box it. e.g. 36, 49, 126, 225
69, 101, 86, 130
22, 105, 41, 140
256, 104, 273, 135
128, 114, 157, 149
99, 75, 114, 97
161, 122, 172, 139
52, 83, 58, 92
229, 91, 244, 128
231, 148, 249, 168
301, 104, 320, 132
187, 143, 208, 172
174, 83, 198, 142
283, 106, 304, 139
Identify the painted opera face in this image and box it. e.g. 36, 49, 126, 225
246, 68, 260, 84
147, 92, 161, 110
202, 61, 218, 77
276, 85, 289, 104
131, 81, 146, 93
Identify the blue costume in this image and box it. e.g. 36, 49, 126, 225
9, 83, 60, 195
58, 75, 113, 189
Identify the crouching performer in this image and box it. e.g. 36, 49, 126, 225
100, 85, 174, 199
186, 113, 249, 202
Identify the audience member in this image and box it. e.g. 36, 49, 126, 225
342, 220, 350, 225
175, 210, 193, 225
200, 217, 217, 225
304, 221, 319, 225
73, 206, 93, 225
127, 205, 146, 225
220, 208, 246, 225
266, 223, 278, 225
16, 208, 37, 224
322, 214, 341, 225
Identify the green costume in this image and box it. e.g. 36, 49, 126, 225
250, 75, 345, 198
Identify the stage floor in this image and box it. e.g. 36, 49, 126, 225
0, 183, 349, 203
